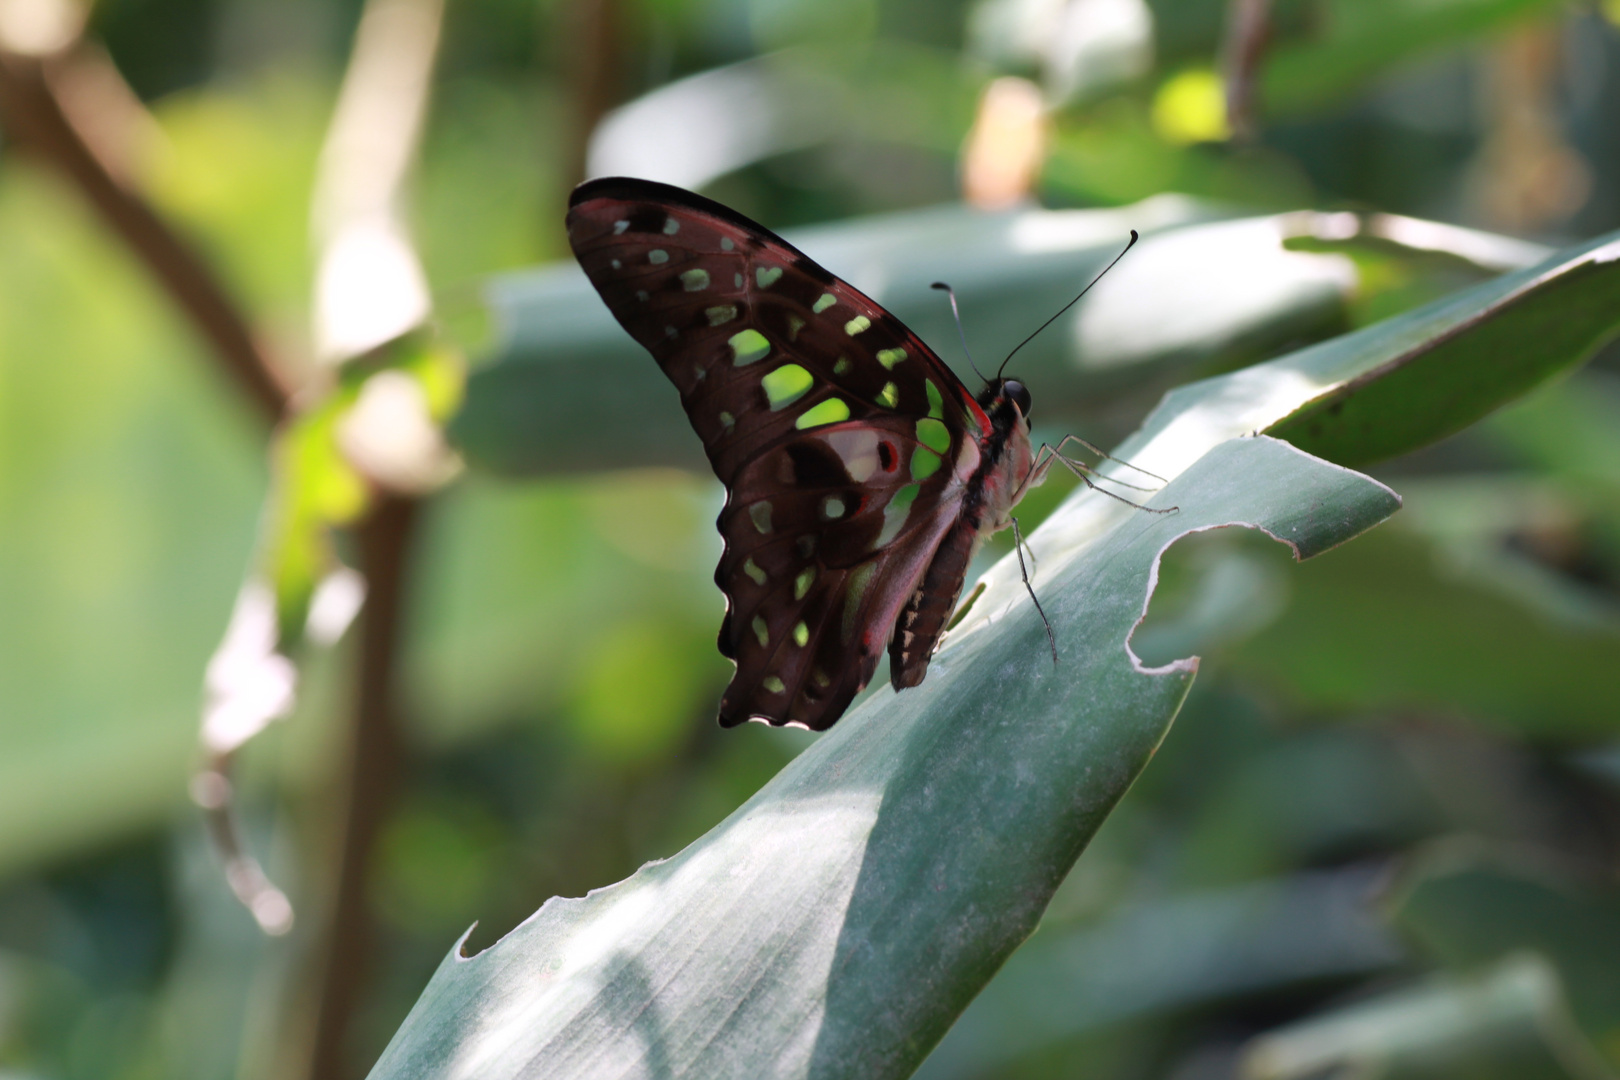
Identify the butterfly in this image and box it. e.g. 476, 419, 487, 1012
567, 177, 1137, 731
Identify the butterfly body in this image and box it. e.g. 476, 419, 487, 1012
567, 178, 1043, 730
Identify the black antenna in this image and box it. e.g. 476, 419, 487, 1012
930, 281, 989, 383
998, 229, 1138, 379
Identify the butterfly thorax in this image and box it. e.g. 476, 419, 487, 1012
963, 377, 1040, 543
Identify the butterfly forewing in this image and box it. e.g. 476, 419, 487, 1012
567, 178, 993, 730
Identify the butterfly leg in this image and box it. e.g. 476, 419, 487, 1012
1046, 452, 1180, 514
1017, 440, 1158, 502
1050, 434, 1170, 484
1013, 443, 1059, 503
1046, 441, 1161, 494
1051, 452, 1158, 492
1010, 515, 1058, 669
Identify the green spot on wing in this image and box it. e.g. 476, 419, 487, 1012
762, 364, 814, 410
706, 305, 737, 326
926, 380, 944, 419
792, 621, 809, 647
877, 348, 906, 369
874, 483, 921, 549
844, 315, 871, 336
744, 558, 766, 585
649, 249, 669, 264
762, 676, 785, 693
813, 293, 837, 314
916, 417, 950, 454
833, 357, 851, 376
910, 447, 942, 480
756, 266, 783, 288
681, 269, 710, 291
876, 381, 898, 408
730, 329, 770, 366
796, 398, 850, 430
787, 315, 805, 341
752, 616, 770, 647
749, 501, 772, 533
794, 567, 816, 600
841, 563, 876, 643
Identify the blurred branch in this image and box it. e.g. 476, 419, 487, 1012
1221, 0, 1271, 143
303, 494, 419, 1080
311, 0, 441, 361
0, 47, 293, 423
1463, 24, 1592, 235
292, 1, 446, 1077
565, 0, 622, 184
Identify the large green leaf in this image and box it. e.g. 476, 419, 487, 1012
367, 434, 1399, 1079
1242, 956, 1614, 1080
1264, 233, 1620, 467
368, 228, 1620, 1080
918, 866, 1403, 1080
1389, 845, 1620, 1067
1224, 497, 1620, 741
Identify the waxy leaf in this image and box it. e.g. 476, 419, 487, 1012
919, 866, 1404, 1080
1242, 956, 1610, 1080
368, 224, 1620, 1080
1390, 846, 1620, 1065
1264, 232, 1620, 467
367, 435, 1400, 1080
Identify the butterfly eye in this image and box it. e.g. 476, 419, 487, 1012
1004, 379, 1032, 418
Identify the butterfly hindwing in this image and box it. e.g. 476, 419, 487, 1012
714, 419, 967, 727
567, 178, 994, 730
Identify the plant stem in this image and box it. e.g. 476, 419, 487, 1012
302, 493, 419, 1080
1221, 0, 1272, 143
0, 49, 292, 423
564, 0, 622, 185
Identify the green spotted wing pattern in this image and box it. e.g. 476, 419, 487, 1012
567, 177, 998, 731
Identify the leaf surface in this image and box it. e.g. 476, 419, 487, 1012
373, 229, 1620, 1080
367, 434, 1399, 1080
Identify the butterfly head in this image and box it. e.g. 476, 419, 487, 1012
978, 377, 1033, 430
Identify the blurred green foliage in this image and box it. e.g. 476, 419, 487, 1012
1, 0, 1619, 1077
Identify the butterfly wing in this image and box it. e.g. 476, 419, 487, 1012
567, 177, 992, 730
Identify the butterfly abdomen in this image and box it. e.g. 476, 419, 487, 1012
889, 520, 978, 688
